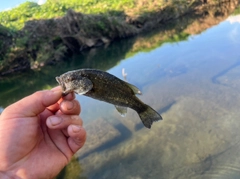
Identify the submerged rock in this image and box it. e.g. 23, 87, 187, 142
77, 118, 121, 157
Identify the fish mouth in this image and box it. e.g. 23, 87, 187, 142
56, 76, 66, 92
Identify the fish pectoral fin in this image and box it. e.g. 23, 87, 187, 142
125, 82, 142, 95
74, 77, 93, 95
115, 105, 127, 117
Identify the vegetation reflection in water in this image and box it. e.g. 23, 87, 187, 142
2, 0, 239, 107
0, 12, 189, 107
1, 2, 240, 179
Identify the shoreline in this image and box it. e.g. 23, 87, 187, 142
0, 0, 239, 76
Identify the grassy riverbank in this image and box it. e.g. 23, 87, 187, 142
0, 0, 239, 76
0, 0, 135, 30
0, 0, 239, 107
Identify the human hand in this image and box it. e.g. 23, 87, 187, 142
0, 87, 86, 179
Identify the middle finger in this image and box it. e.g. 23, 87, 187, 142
46, 114, 83, 130
59, 99, 81, 115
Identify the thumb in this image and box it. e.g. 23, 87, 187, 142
4, 87, 62, 118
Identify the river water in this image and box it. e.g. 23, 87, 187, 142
1, 2, 240, 179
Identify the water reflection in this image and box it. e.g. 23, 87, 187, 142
0, 37, 135, 107
1, 2, 240, 179
77, 9, 240, 179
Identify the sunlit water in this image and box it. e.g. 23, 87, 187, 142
1, 4, 240, 179
74, 15, 240, 179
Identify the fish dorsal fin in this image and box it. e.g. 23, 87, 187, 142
125, 82, 142, 95
115, 105, 127, 117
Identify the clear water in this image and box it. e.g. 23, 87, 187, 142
75, 15, 240, 179
1, 4, 240, 179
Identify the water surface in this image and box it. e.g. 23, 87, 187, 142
75, 10, 240, 179
1, 3, 240, 179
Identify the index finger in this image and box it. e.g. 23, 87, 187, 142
63, 92, 75, 101
47, 91, 76, 114
2, 88, 62, 118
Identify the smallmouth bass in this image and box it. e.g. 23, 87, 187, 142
56, 69, 162, 128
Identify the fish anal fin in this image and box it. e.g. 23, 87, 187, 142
115, 105, 127, 117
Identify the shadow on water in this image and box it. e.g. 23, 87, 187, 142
55, 156, 87, 179
79, 123, 132, 160
1, 0, 238, 108
211, 60, 240, 85
0, 37, 136, 107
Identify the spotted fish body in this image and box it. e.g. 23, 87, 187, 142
56, 69, 162, 128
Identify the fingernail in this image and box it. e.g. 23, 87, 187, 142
63, 92, 75, 100
72, 125, 81, 133
50, 116, 62, 126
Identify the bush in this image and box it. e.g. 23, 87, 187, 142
0, 0, 135, 30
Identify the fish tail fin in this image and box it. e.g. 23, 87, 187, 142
138, 105, 162, 129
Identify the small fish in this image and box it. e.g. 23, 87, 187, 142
56, 69, 162, 128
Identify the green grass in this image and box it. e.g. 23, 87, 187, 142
232, 5, 240, 15
1, 0, 239, 31
0, 0, 136, 30
1, 0, 239, 76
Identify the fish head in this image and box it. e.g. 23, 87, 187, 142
56, 71, 93, 95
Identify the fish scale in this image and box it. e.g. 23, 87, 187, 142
56, 68, 162, 128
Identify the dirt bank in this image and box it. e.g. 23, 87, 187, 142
0, 0, 239, 76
